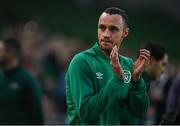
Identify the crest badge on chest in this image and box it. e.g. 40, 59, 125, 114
123, 70, 131, 83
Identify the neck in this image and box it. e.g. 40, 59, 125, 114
101, 50, 111, 58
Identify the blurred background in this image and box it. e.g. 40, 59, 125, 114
0, 0, 180, 124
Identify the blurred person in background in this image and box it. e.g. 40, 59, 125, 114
159, 71, 180, 125
0, 38, 44, 124
66, 7, 150, 125
42, 33, 86, 124
140, 42, 168, 124
166, 72, 180, 113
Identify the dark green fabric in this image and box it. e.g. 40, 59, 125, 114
142, 71, 151, 84
142, 71, 152, 91
66, 42, 149, 125
0, 66, 44, 124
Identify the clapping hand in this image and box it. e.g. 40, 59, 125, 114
110, 46, 124, 79
133, 49, 150, 81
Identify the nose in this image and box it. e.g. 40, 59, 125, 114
103, 29, 111, 38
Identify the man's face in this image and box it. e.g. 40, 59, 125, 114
98, 13, 129, 52
151, 54, 168, 79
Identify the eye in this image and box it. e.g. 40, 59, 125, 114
99, 24, 106, 31
109, 26, 119, 33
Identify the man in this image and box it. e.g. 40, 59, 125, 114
0, 38, 44, 124
141, 43, 168, 86
66, 7, 150, 125
140, 42, 168, 124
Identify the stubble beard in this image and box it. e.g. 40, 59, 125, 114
100, 44, 112, 57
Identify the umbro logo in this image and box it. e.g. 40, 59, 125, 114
96, 72, 103, 79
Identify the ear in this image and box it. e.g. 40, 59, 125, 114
122, 27, 129, 38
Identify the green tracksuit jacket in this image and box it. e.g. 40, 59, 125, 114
0, 66, 44, 124
66, 42, 149, 125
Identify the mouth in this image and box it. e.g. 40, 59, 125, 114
100, 41, 113, 50
101, 39, 112, 43
101, 40, 113, 46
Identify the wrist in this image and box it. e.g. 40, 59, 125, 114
113, 73, 124, 81
133, 74, 141, 82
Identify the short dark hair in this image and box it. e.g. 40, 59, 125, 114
103, 7, 129, 27
3, 38, 22, 59
141, 42, 167, 61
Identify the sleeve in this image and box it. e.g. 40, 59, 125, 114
66, 55, 123, 123
127, 78, 149, 117
24, 73, 44, 124
126, 59, 150, 118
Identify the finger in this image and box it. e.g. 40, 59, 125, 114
134, 57, 141, 65
138, 55, 150, 66
111, 46, 118, 64
134, 59, 145, 74
139, 55, 149, 60
145, 57, 150, 66
139, 51, 150, 62
110, 61, 112, 65
111, 58, 118, 69
110, 47, 114, 59
140, 49, 150, 54
110, 46, 124, 78
139, 50, 150, 58
110, 46, 116, 58
136, 49, 150, 62
111, 50, 115, 63
140, 49, 150, 55
114, 46, 119, 64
